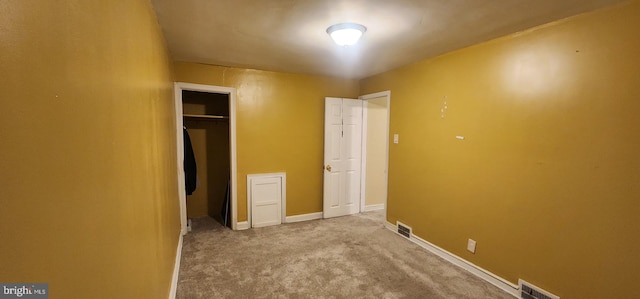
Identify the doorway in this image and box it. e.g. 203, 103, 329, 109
182, 90, 230, 227
174, 82, 238, 234
360, 91, 390, 214
322, 91, 390, 219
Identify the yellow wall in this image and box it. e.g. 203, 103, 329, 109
361, 1, 640, 298
203, 121, 231, 220
365, 97, 388, 206
174, 62, 360, 221
0, 1, 180, 298
184, 126, 209, 217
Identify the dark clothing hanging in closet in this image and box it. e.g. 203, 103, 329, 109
183, 127, 197, 195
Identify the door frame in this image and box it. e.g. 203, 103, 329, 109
174, 82, 238, 233
359, 91, 391, 214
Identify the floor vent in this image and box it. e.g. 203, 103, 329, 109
396, 221, 412, 239
519, 279, 559, 299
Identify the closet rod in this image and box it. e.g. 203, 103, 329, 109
183, 114, 229, 119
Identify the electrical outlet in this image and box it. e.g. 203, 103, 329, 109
467, 239, 476, 253
393, 134, 399, 144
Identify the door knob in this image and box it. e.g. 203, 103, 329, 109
325, 165, 332, 172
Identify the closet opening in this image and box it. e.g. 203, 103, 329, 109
182, 90, 232, 228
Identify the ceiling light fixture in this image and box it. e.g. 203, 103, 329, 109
326, 23, 367, 46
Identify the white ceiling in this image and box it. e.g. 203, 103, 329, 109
151, 0, 626, 79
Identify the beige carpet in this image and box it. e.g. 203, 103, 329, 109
177, 211, 513, 298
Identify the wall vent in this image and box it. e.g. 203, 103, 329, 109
396, 221, 412, 239
519, 279, 559, 299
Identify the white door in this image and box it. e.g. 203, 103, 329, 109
249, 175, 283, 227
323, 97, 363, 218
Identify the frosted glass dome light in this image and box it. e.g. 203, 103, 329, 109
327, 23, 367, 46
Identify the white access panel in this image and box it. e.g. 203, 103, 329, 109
248, 173, 286, 228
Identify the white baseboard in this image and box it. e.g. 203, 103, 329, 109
285, 212, 323, 223
364, 204, 385, 212
385, 221, 519, 298
237, 221, 250, 230
169, 233, 183, 299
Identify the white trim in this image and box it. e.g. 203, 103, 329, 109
246, 177, 251, 228
168, 234, 183, 299
360, 100, 368, 212
173, 85, 187, 236
285, 212, 323, 223
236, 221, 250, 230
360, 90, 391, 100
385, 221, 519, 298
247, 172, 287, 228
229, 89, 238, 231
358, 91, 391, 216
281, 174, 286, 224
174, 82, 238, 231
364, 204, 385, 212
